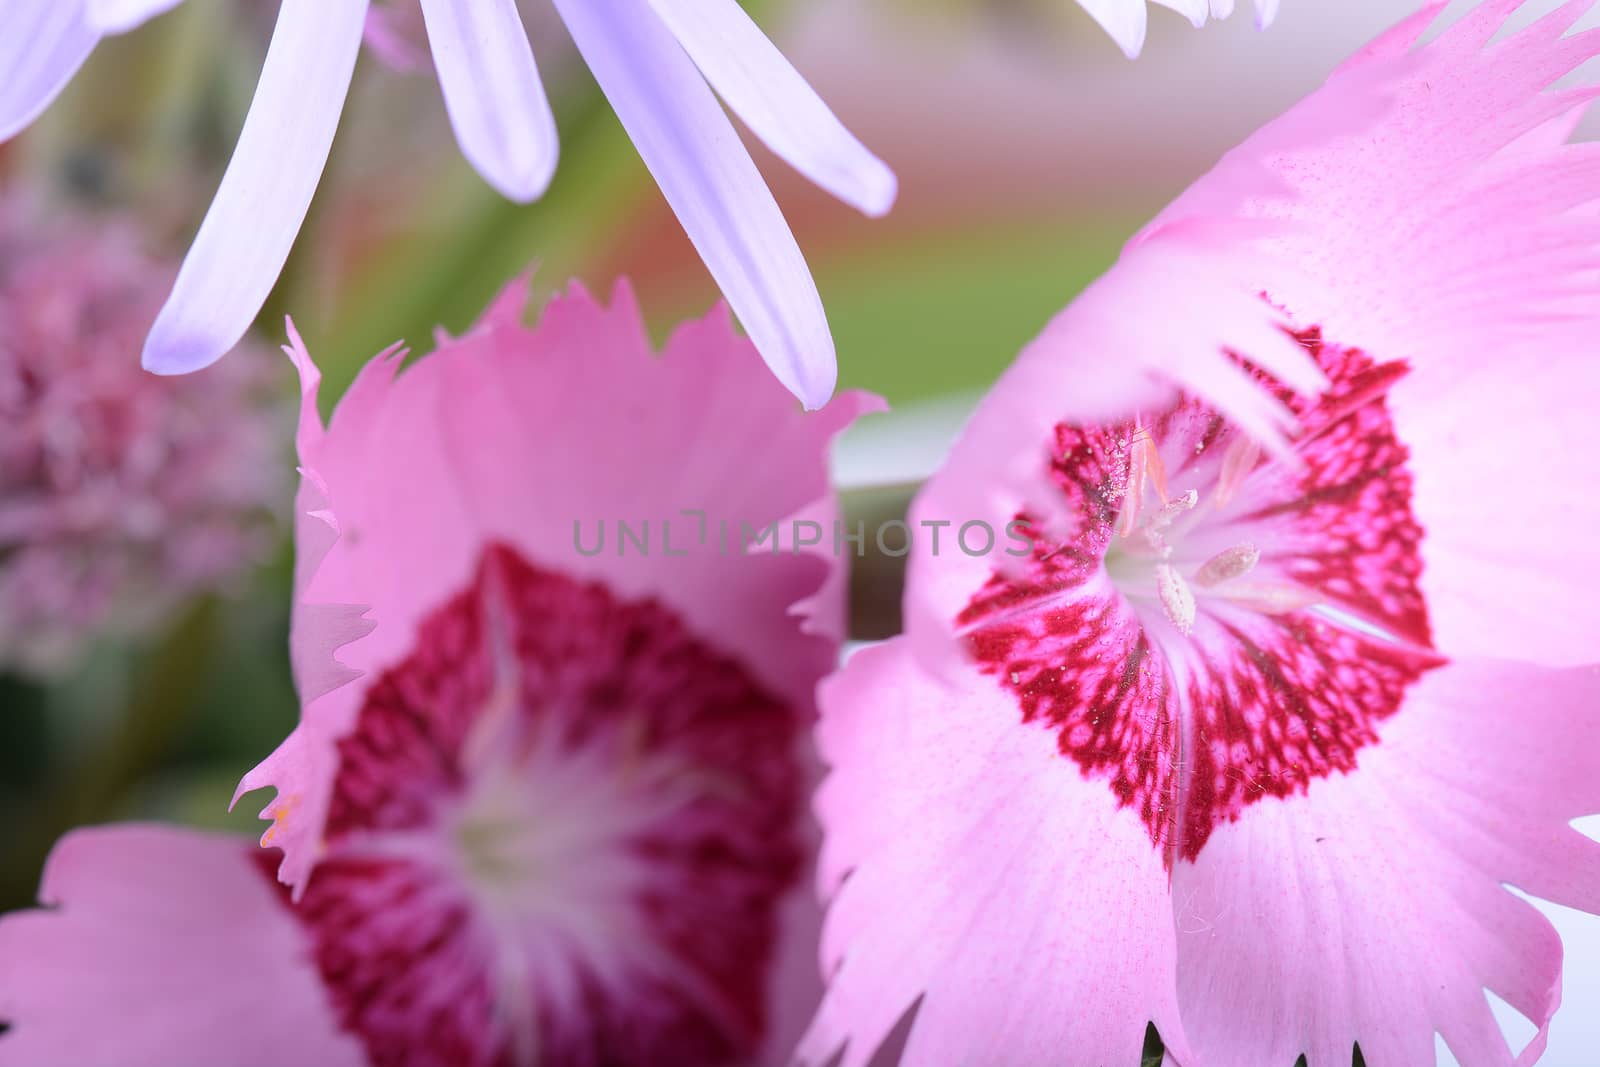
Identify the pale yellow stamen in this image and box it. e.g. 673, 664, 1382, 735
1214, 435, 1261, 508
1155, 562, 1196, 635
1118, 426, 1172, 538
1212, 580, 1320, 615
1150, 489, 1199, 532
1194, 542, 1261, 588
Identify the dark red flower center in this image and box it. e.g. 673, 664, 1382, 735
265, 543, 803, 1067
959, 329, 1442, 864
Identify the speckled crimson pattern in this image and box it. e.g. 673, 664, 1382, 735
961, 329, 1441, 863
1177, 613, 1437, 859
1257, 333, 1432, 646
264, 543, 804, 1067
967, 586, 1183, 860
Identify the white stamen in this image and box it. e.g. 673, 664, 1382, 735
1213, 580, 1319, 615
1150, 489, 1199, 532
1194, 542, 1261, 587
1134, 527, 1173, 557
1155, 562, 1196, 635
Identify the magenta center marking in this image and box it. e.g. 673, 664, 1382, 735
265, 543, 803, 1067
960, 329, 1442, 863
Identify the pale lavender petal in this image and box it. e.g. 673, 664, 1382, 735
646, 0, 895, 217
0, 1, 97, 142
1079, 0, 1148, 58
418, 0, 558, 202
83, 0, 184, 34
1154, 0, 1210, 28
1254, 0, 1280, 27
551, 0, 835, 409
141, 0, 367, 375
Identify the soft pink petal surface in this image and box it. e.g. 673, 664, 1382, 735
0, 826, 364, 1067
1174, 658, 1600, 1067
800, 641, 1193, 1067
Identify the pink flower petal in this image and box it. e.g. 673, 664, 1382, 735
1157, 0, 1600, 374
279, 320, 381, 706
141, 0, 367, 375
418, 0, 559, 203
1172, 657, 1600, 1065
0, 1, 97, 141
240, 280, 876, 897
1390, 341, 1600, 668
765, 823, 831, 1066
549, 0, 838, 409
0, 826, 365, 1067
646, 0, 896, 217
800, 640, 1193, 1067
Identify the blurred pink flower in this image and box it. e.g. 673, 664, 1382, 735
804, 2, 1600, 1065
0, 281, 880, 1066
1, 0, 895, 410
0, 202, 284, 677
